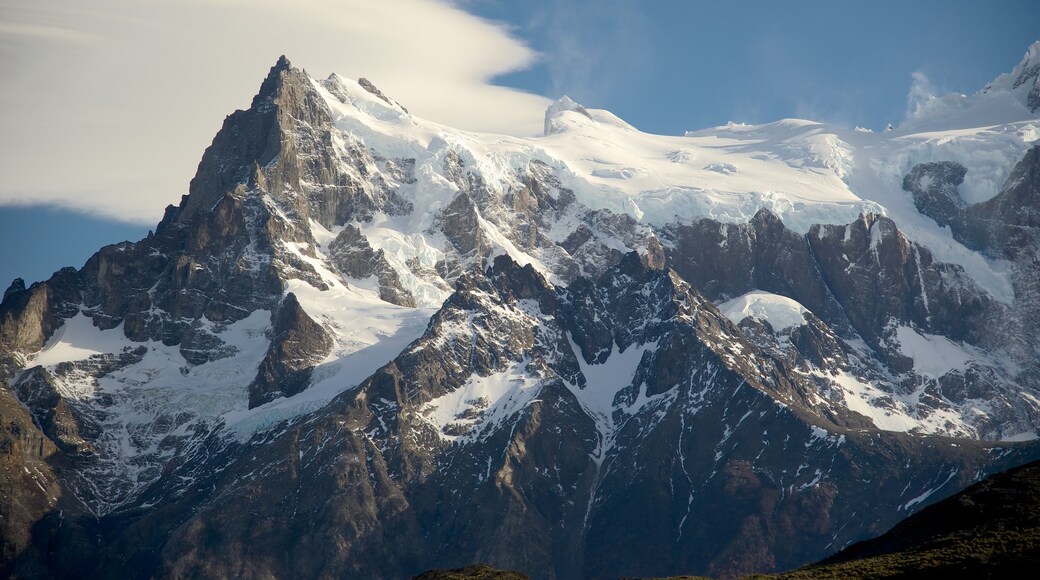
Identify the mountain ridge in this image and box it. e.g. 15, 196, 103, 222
2, 44, 1040, 578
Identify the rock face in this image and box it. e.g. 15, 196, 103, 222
663, 208, 1036, 441
900, 149, 1040, 416
2, 54, 1040, 579
1013, 47, 1040, 112
0, 267, 81, 353
249, 293, 334, 408
904, 149, 1040, 261
983, 41, 1040, 112
0, 382, 61, 576
23, 253, 1030, 580
13, 366, 95, 455
903, 161, 968, 230
327, 224, 416, 306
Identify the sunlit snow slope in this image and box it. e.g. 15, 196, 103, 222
314, 45, 1039, 304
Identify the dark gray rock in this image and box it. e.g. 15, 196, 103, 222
0, 381, 62, 575
328, 225, 416, 307
2, 279, 24, 303
0, 268, 82, 355
903, 147, 1040, 262
661, 207, 1040, 439
663, 209, 999, 355
902, 161, 968, 230
807, 213, 996, 349
898, 150, 1040, 406
1014, 59, 1040, 112
964, 145, 1040, 259
249, 293, 334, 408
12, 366, 94, 456
663, 209, 849, 331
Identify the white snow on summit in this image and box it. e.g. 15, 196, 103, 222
718, 291, 810, 332
310, 59, 1038, 304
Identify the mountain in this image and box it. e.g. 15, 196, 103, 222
2, 43, 1040, 579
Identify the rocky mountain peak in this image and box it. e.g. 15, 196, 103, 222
641, 237, 667, 271
179, 55, 330, 223
248, 292, 333, 408
1012, 41, 1040, 88
251, 55, 295, 110
2, 278, 24, 302
902, 161, 968, 229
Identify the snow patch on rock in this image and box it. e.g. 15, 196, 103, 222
420, 358, 543, 443
566, 336, 659, 463
894, 325, 982, 378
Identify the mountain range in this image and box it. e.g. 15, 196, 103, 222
2, 42, 1040, 579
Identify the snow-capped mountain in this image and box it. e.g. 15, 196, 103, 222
2, 44, 1040, 579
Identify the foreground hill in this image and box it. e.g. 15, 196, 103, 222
754, 459, 1040, 578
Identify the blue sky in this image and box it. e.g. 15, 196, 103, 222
1, 0, 1038, 288
467, 0, 1040, 133
0, 207, 148, 291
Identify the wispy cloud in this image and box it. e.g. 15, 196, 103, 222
534, 0, 649, 106
906, 70, 937, 119
0, 0, 551, 224
0, 22, 101, 44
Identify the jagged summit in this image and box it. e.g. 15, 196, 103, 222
250, 54, 296, 110
181, 54, 329, 222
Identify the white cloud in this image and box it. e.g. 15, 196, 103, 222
906, 70, 937, 119
0, 0, 551, 224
